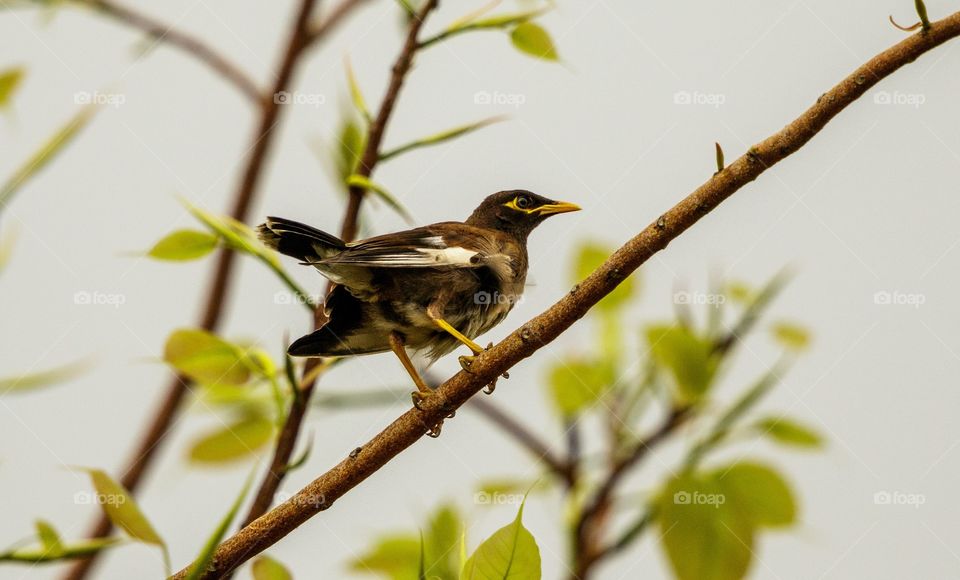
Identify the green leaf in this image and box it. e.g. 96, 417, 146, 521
754, 417, 823, 449
509, 22, 558, 61
188, 414, 274, 464
346, 174, 414, 224
646, 325, 718, 402
726, 281, 754, 304
547, 358, 615, 416
350, 534, 421, 579
344, 56, 371, 121
380, 116, 505, 162
183, 471, 255, 580
771, 322, 810, 351
0, 67, 25, 108
0, 537, 121, 563
35, 520, 64, 557
336, 117, 366, 185
163, 328, 251, 386
573, 242, 635, 311
714, 462, 796, 528
461, 503, 541, 580
0, 106, 96, 209
658, 471, 754, 580
79, 469, 164, 547
147, 229, 218, 261
424, 504, 461, 579
0, 358, 91, 395
252, 555, 293, 580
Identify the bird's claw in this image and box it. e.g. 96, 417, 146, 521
458, 355, 476, 372
411, 390, 449, 437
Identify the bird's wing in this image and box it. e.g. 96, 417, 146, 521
321, 224, 498, 269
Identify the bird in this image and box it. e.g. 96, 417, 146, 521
258, 190, 580, 435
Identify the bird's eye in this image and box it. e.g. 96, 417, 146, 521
515, 195, 532, 209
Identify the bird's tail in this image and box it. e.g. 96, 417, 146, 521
257, 216, 345, 262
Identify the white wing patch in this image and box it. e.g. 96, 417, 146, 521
417, 246, 478, 266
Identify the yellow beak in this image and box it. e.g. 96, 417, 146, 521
536, 201, 582, 215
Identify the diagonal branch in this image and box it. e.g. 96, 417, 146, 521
171, 10, 960, 578
238, 0, 441, 533
82, 0, 263, 103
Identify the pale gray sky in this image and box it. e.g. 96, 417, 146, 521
2, 0, 960, 578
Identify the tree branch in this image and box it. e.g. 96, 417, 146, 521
238, 0, 440, 533
82, 0, 262, 103
62, 1, 325, 578
172, 11, 960, 578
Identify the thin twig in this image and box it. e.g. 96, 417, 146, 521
83, 0, 262, 103
571, 407, 690, 578
305, 0, 372, 46
237, 0, 441, 534
170, 10, 960, 578
468, 398, 574, 486
61, 1, 324, 578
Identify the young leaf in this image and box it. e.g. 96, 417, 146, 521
547, 358, 615, 416
147, 229, 218, 261
0, 67, 25, 108
349, 534, 421, 578
646, 325, 718, 402
753, 416, 823, 449
35, 520, 64, 557
336, 117, 366, 185
713, 462, 796, 528
379, 116, 505, 162
509, 22, 558, 61
425, 504, 461, 579
252, 555, 293, 580
79, 469, 164, 547
573, 242, 635, 311
0, 537, 121, 563
461, 503, 541, 579
658, 471, 755, 580
344, 56, 371, 121
183, 472, 255, 580
188, 414, 274, 464
0, 106, 96, 209
771, 322, 810, 351
346, 174, 415, 224
163, 328, 251, 386
0, 358, 91, 395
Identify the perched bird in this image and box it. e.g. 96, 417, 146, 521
258, 190, 580, 434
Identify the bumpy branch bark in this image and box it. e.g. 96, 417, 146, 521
239, 0, 440, 533
172, 11, 960, 579
62, 0, 328, 578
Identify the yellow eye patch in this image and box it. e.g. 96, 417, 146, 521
503, 197, 538, 214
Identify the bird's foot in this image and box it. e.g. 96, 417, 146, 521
459, 343, 508, 394
410, 390, 452, 437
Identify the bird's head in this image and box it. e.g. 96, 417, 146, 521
465, 190, 581, 238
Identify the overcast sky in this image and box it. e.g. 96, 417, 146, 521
2, 0, 960, 578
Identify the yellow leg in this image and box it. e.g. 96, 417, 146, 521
431, 316, 485, 354
389, 332, 443, 437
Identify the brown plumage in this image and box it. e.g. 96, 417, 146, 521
258, 190, 580, 362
